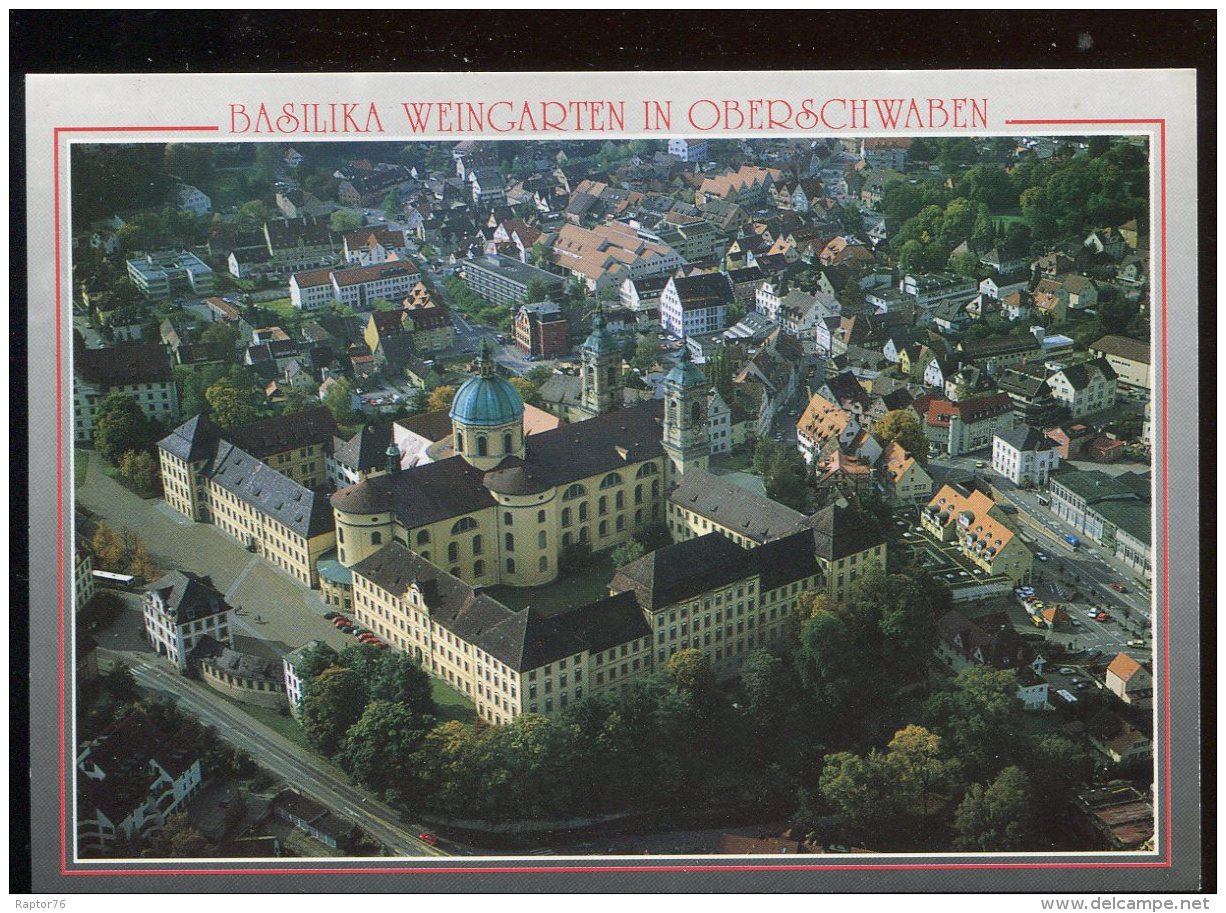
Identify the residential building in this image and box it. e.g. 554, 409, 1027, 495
175, 183, 212, 217
992, 426, 1061, 487
935, 609, 1049, 709
1105, 653, 1153, 710
468, 167, 507, 207
549, 222, 685, 292
289, 260, 423, 311
462, 253, 567, 307
76, 712, 204, 855
921, 484, 1033, 584
1088, 335, 1152, 394
1047, 359, 1118, 418
955, 332, 1042, 376
923, 393, 1019, 456
514, 299, 571, 358
1087, 710, 1152, 766
1075, 783, 1154, 851
878, 441, 934, 506
659, 273, 733, 338
328, 423, 398, 489
667, 137, 709, 162
142, 571, 233, 672
401, 283, 455, 353
899, 273, 978, 309
342, 227, 410, 265
696, 165, 783, 207
619, 274, 671, 313
797, 393, 862, 465
73, 343, 181, 443
668, 468, 807, 548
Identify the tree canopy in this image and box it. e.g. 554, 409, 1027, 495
93, 392, 157, 465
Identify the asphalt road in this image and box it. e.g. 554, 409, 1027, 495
115, 650, 447, 858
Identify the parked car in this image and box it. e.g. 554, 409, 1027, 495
1035, 552, 1049, 561
1058, 667, 1076, 675
1095, 613, 1110, 622
331, 616, 352, 627
324, 611, 341, 620
1127, 639, 1146, 648
1075, 681, 1090, 691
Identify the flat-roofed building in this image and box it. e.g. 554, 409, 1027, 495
126, 251, 215, 299
461, 253, 567, 307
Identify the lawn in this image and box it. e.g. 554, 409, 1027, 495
74, 449, 90, 489
258, 297, 299, 321
212, 691, 312, 752
430, 678, 476, 724
487, 552, 618, 618
990, 210, 1026, 232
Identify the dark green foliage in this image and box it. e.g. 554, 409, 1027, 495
93, 393, 157, 464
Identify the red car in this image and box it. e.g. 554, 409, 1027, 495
331, 616, 352, 628
1095, 613, 1111, 623
418, 832, 439, 846
1109, 583, 1128, 593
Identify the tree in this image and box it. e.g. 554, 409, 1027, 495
368, 652, 436, 717
324, 377, 358, 425
838, 277, 865, 312
141, 813, 216, 858
426, 385, 457, 413
793, 611, 862, 719
199, 322, 241, 351
926, 664, 1023, 781
382, 189, 403, 220
93, 392, 156, 465
236, 199, 270, 228
847, 567, 940, 685
1024, 734, 1093, 822
336, 700, 433, 798
508, 376, 542, 408
631, 335, 660, 373
948, 249, 982, 279
952, 766, 1035, 851
330, 209, 364, 233
117, 449, 159, 493
884, 725, 962, 838
841, 200, 865, 236
666, 649, 716, 703
524, 278, 551, 304
91, 522, 127, 571
127, 538, 159, 582
875, 409, 930, 464
204, 376, 262, 430
163, 143, 214, 185
611, 539, 646, 568
301, 666, 366, 757
294, 642, 340, 684
818, 749, 903, 845
528, 242, 550, 268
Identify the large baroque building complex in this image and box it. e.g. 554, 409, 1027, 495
157, 408, 338, 587
331, 325, 710, 589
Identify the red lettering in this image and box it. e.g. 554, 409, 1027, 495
229, 104, 250, 133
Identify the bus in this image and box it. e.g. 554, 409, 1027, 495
91, 570, 143, 591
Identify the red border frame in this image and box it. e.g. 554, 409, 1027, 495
54, 118, 1171, 878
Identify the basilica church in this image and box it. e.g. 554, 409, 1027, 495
330, 308, 713, 589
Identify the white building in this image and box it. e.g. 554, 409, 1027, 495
175, 183, 212, 218
143, 571, 233, 672
1047, 358, 1118, 418
668, 137, 710, 163
659, 273, 733, 338
289, 261, 422, 311
75, 538, 96, 610
992, 426, 1062, 487
74, 343, 181, 444
76, 712, 204, 855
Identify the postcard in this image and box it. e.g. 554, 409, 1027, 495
21, 65, 1203, 895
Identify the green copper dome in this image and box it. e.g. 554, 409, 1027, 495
450, 341, 525, 428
